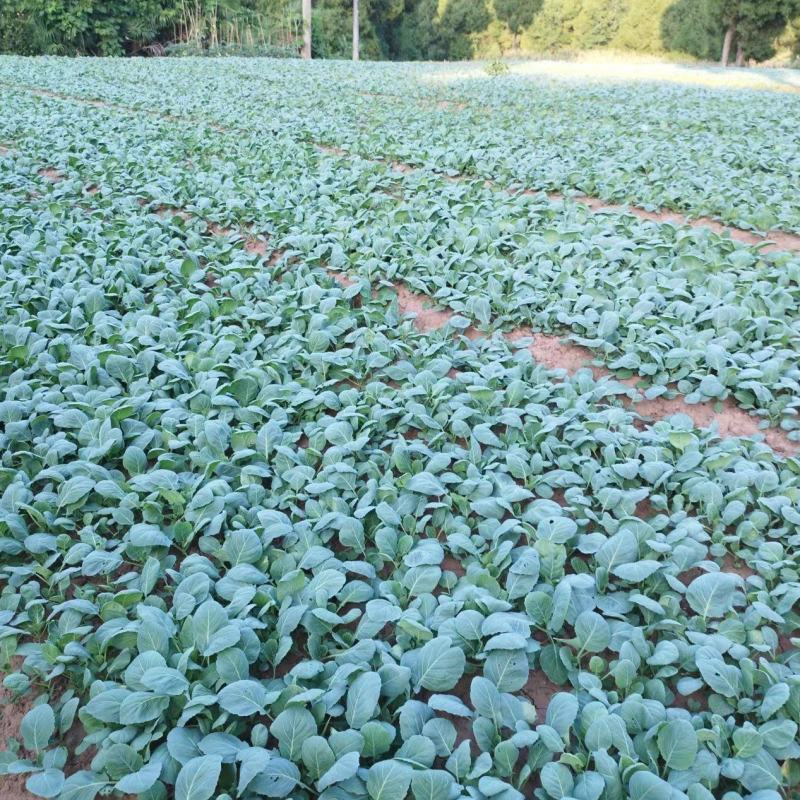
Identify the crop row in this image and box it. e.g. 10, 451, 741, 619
1, 57, 799, 233
2, 87, 799, 444
1, 151, 799, 800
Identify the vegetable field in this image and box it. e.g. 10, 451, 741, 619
0, 57, 799, 800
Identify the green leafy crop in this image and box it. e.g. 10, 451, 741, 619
0, 56, 798, 800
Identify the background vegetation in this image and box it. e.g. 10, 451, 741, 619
0, 0, 798, 63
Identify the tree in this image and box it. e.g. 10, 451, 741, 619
353, 0, 359, 59
302, 0, 312, 57
660, 0, 723, 60
494, 0, 542, 47
718, 0, 800, 65
438, 0, 491, 59
572, 0, 628, 48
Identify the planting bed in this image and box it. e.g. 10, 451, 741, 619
0, 57, 799, 800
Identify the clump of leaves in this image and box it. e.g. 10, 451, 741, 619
485, 60, 510, 76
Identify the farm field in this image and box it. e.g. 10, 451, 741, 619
0, 55, 799, 800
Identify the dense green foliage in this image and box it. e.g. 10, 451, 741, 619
0, 0, 300, 56
0, 56, 799, 800
0, 0, 799, 60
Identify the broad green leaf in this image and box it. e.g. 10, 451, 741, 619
316, 751, 360, 791
657, 719, 697, 770
271, 707, 317, 761
217, 680, 267, 717
367, 760, 413, 800
415, 637, 465, 691
346, 671, 382, 729
410, 769, 454, 800
686, 572, 739, 619
175, 756, 222, 800
21, 703, 55, 752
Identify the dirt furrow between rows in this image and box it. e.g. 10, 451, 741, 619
15, 106, 799, 457
324, 269, 798, 457
155, 200, 800, 459
11, 83, 800, 254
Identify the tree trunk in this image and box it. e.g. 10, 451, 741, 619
720, 23, 735, 67
735, 41, 744, 67
352, 0, 359, 61
302, 0, 312, 59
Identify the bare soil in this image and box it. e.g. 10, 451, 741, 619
0, 674, 34, 800
506, 327, 599, 375
569, 193, 800, 253
37, 168, 62, 183
634, 393, 797, 457
395, 285, 455, 332
523, 671, 564, 715
154, 205, 192, 222
329, 271, 357, 288
721, 553, 757, 580
316, 143, 348, 158
244, 237, 268, 256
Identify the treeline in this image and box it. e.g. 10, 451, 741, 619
0, 0, 301, 57
1, 0, 798, 63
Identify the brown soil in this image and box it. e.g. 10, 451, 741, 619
721, 553, 756, 580
207, 222, 234, 237
505, 327, 798, 456
329, 271, 357, 288
506, 328, 601, 375
634, 393, 797, 457
395, 285, 455, 333
37, 168, 62, 183
38, 98, 795, 458
672, 687, 707, 711
0, 672, 35, 800
154, 205, 192, 222
572, 194, 800, 254
244, 237, 268, 256
635, 497, 656, 519
112, 171, 800, 457
441, 555, 467, 577
522, 671, 564, 716
436, 99, 467, 111
316, 144, 348, 158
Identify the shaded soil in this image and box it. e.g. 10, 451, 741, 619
37, 168, 62, 183
0, 673, 35, 800
721, 553, 756, 580
523, 670, 564, 716
441, 555, 467, 577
